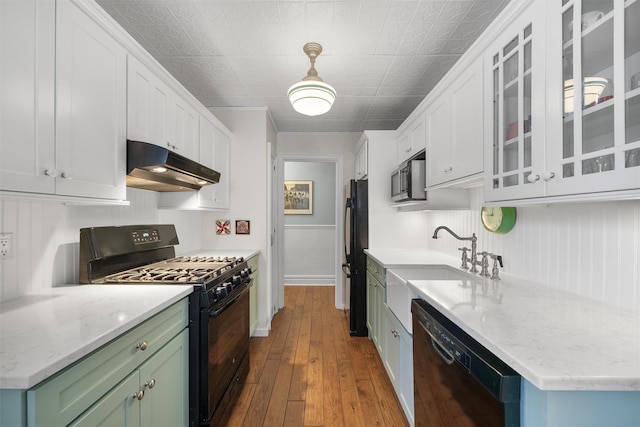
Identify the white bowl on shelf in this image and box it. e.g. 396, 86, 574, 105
568, 11, 605, 37
564, 77, 610, 113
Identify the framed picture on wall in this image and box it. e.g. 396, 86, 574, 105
236, 220, 250, 235
284, 180, 313, 214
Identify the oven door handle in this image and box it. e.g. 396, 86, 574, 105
419, 319, 455, 365
208, 280, 252, 318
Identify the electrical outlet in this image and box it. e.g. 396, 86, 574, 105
0, 233, 13, 260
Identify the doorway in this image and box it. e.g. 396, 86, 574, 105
274, 154, 345, 310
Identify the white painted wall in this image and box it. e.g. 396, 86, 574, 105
0, 188, 202, 301
425, 189, 640, 312
277, 132, 359, 189
366, 131, 431, 250
203, 108, 272, 334
283, 161, 336, 285
277, 132, 358, 307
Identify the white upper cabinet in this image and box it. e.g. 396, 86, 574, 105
158, 113, 231, 210
127, 55, 171, 148
356, 135, 369, 180
170, 96, 199, 160
128, 55, 198, 161
426, 57, 484, 188
485, 0, 640, 203
544, 0, 640, 197
484, 0, 547, 202
1, 0, 127, 202
55, 0, 127, 200
0, 0, 55, 195
396, 114, 426, 164
198, 115, 230, 209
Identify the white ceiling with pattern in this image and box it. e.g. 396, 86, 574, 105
97, 0, 509, 132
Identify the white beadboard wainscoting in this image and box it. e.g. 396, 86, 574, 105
0, 189, 203, 302
425, 188, 640, 312
283, 224, 336, 286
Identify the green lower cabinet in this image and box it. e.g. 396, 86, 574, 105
398, 327, 414, 426
70, 328, 188, 427
138, 328, 188, 427
247, 255, 259, 336
16, 299, 189, 427
69, 372, 140, 427
382, 304, 414, 425
366, 257, 386, 356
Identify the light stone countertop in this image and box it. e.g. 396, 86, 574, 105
0, 285, 192, 389
365, 248, 640, 392
184, 248, 260, 260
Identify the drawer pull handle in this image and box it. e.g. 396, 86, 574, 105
132, 390, 144, 401
136, 341, 148, 351
145, 379, 156, 389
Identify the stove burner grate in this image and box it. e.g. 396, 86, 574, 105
102, 255, 246, 286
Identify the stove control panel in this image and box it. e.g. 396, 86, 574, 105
131, 229, 160, 244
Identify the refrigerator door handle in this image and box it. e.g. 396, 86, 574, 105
342, 263, 351, 278
344, 197, 352, 266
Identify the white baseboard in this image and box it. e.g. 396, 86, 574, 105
284, 275, 335, 286
252, 327, 270, 337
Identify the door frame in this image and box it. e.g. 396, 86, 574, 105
276, 153, 345, 309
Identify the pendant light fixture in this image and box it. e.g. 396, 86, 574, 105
287, 42, 336, 116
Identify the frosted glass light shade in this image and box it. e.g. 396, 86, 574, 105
287, 80, 337, 116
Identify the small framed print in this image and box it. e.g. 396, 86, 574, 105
284, 180, 313, 214
235, 220, 250, 235
216, 219, 231, 235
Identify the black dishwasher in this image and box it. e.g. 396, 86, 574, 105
411, 298, 521, 427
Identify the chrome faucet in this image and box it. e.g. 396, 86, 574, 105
432, 226, 480, 273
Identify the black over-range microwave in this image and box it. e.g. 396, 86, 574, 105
391, 157, 426, 202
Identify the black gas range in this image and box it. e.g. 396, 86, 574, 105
79, 224, 252, 426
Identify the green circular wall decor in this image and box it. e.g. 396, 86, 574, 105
481, 207, 516, 234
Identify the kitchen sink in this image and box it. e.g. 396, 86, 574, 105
389, 266, 475, 282
387, 266, 476, 333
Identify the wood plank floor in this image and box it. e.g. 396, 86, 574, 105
223, 286, 409, 427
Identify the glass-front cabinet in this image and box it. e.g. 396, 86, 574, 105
549, 0, 640, 196
485, 0, 640, 203
484, 0, 546, 201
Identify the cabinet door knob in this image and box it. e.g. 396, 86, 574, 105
136, 341, 148, 351
145, 379, 156, 389
543, 171, 556, 181
44, 169, 57, 178
132, 390, 144, 401
527, 173, 540, 183
60, 172, 72, 180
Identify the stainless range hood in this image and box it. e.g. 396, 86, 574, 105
126, 140, 220, 192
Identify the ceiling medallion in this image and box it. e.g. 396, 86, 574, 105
287, 42, 336, 117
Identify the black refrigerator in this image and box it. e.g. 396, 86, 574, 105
343, 179, 368, 337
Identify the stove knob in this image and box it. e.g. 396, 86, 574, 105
214, 286, 228, 300
223, 282, 233, 292
232, 275, 242, 287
